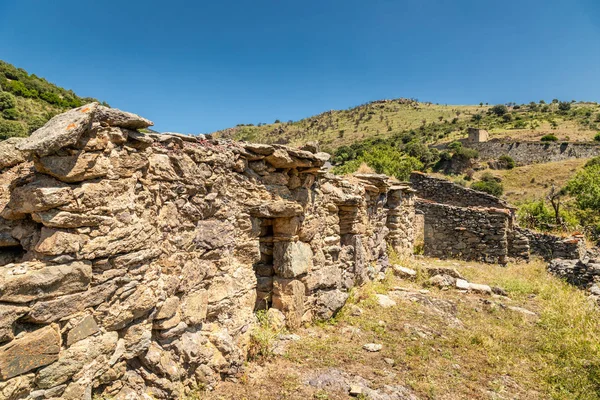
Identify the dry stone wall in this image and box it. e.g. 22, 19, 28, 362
410, 172, 510, 209
467, 141, 600, 165
517, 227, 586, 261
417, 200, 511, 264
0, 104, 416, 399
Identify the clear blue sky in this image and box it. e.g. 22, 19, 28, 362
1, 0, 599, 133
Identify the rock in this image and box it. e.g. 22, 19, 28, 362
427, 274, 455, 288
244, 143, 275, 155
383, 357, 395, 366
425, 267, 464, 280
36, 331, 119, 389
375, 294, 397, 308
392, 265, 417, 279
492, 286, 508, 296
155, 296, 180, 320
0, 304, 28, 343
0, 373, 35, 400
0, 261, 92, 303
94, 105, 153, 129
273, 241, 313, 278
349, 384, 363, 397
4, 175, 75, 215
455, 279, 470, 290
266, 308, 286, 331
180, 290, 208, 325
0, 138, 27, 170
508, 306, 537, 317
468, 283, 492, 295
249, 201, 304, 218
272, 278, 306, 330
32, 210, 109, 229
590, 285, 600, 296
34, 228, 83, 255
34, 152, 110, 183
122, 321, 152, 359
314, 290, 349, 319
362, 343, 382, 352
17, 103, 97, 156
0, 324, 61, 380
265, 149, 295, 168
67, 315, 99, 346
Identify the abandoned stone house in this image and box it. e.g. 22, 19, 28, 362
0, 104, 416, 399
0, 104, 587, 399
467, 127, 489, 143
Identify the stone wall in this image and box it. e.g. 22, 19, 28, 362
410, 172, 510, 209
517, 227, 586, 261
0, 104, 416, 399
547, 257, 600, 289
416, 200, 510, 264
467, 141, 600, 165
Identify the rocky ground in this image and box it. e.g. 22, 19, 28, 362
192, 257, 600, 400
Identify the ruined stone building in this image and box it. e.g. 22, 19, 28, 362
0, 104, 416, 399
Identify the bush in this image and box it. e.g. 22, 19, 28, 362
594, 133, 600, 142
498, 155, 515, 169
0, 119, 27, 140
0, 91, 16, 110
541, 134, 558, 142
517, 200, 555, 231
2, 108, 19, 120
490, 104, 508, 116
332, 145, 423, 181
471, 173, 503, 196
558, 101, 572, 112
454, 146, 479, 160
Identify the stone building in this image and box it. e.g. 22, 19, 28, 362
0, 104, 416, 399
467, 127, 489, 143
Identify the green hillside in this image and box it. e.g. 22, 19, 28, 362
0, 60, 104, 140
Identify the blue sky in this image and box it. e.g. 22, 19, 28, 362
1, 0, 599, 133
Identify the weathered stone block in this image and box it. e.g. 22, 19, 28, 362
66, 315, 99, 346
0, 324, 61, 380
272, 278, 306, 329
0, 261, 92, 303
273, 241, 313, 278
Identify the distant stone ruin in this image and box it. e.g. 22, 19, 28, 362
410, 172, 585, 264
467, 127, 489, 143
0, 104, 416, 399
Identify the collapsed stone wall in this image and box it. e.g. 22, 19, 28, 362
410, 172, 510, 209
416, 200, 510, 264
517, 227, 586, 261
548, 257, 600, 289
466, 141, 600, 166
0, 104, 415, 399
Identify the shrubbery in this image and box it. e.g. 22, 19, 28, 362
594, 132, 600, 142
541, 134, 558, 142
332, 145, 423, 181
0, 119, 27, 140
498, 155, 515, 169
0, 91, 16, 110
471, 173, 503, 196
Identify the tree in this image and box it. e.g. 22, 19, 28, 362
471, 173, 503, 196
471, 113, 483, 127
490, 104, 508, 116
546, 185, 566, 228
558, 101, 572, 112
567, 164, 600, 211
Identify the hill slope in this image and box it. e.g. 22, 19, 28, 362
0, 60, 103, 140
214, 98, 600, 152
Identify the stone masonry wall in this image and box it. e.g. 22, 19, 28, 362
0, 104, 415, 399
416, 200, 510, 264
467, 141, 600, 166
410, 172, 510, 210
517, 227, 586, 261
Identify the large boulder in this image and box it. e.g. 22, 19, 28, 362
17, 103, 98, 156
94, 105, 153, 129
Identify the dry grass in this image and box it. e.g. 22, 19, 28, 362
197, 256, 600, 400
472, 159, 590, 204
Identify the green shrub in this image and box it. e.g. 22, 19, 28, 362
471, 173, 503, 196
2, 108, 19, 120
541, 134, 558, 142
0, 91, 16, 110
332, 145, 423, 181
454, 146, 479, 160
594, 133, 600, 142
558, 101, 572, 112
517, 200, 556, 231
448, 141, 462, 151
490, 104, 508, 116
498, 155, 515, 169
0, 119, 27, 140
585, 156, 600, 168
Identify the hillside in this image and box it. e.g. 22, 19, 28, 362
214, 99, 600, 151
0, 60, 103, 140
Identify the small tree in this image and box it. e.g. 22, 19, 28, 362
594, 133, 600, 142
471, 173, 503, 196
490, 104, 508, 116
558, 101, 572, 112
